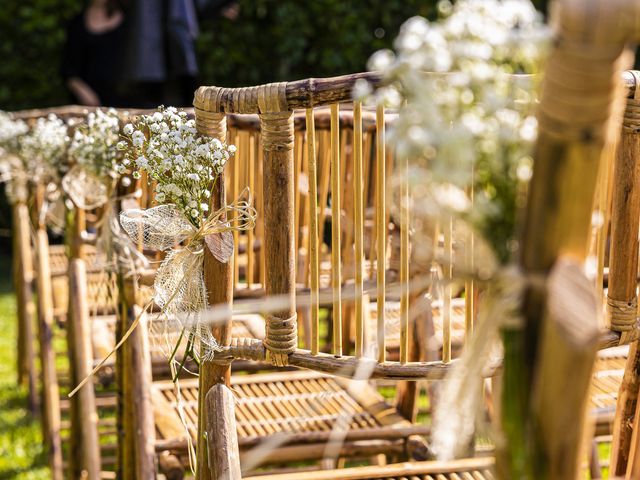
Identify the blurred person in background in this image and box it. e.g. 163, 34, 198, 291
122, 0, 238, 107
61, 0, 128, 107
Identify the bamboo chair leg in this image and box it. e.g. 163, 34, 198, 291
197, 111, 234, 480
205, 384, 242, 480
127, 305, 156, 479
34, 225, 63, 480
68, 257, 102, 480
12, 201, 38, 412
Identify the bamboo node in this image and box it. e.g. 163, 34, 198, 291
264, 313, 297, 366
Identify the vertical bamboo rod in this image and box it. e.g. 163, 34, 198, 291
67, 205, 101, 480
31, 185, 63, 480
400, 148, 410, 364
376, 104, 386, 363
12, 200, 37, 411
247, 133, 256, 287
318, 131, 331, 258
353, 101, 365, 358
465, 170, 475, 342
331, 103, 343, 356
443, 216, 453, 363
307, 109, 320, 355
197, 112, 232, 480
258, 138, 266, 288
233, 133, 240, 285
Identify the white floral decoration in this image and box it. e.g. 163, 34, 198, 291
366, 0, 549, 266
19, 113, 69, 181
117, 106, 235, 227
68, 108, 121, 178
0, 110, 28, 155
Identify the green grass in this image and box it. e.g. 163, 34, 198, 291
0, 255, 49, 480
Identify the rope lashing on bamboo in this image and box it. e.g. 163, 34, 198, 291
537, 39, 632, 142
264, 313, 298, 366
622, 71, 640, 133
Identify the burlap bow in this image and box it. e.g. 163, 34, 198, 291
119, 188, 257, 360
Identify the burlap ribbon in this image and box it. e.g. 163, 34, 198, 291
119, 188, 256, 360
61, 164, 111, 210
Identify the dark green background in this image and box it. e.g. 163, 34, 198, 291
0, 0, 549, 111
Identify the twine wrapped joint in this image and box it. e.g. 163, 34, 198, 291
264, 313, 297, 367
607, 296, 640, 344
119, 189, 257, 360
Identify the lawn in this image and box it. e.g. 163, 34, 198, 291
0, 254, 49, 480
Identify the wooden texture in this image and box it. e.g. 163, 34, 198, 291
198, 114, 233, 480
68, 256, 102, 480
609, 116, 640, 476
205, 385, 242, 480
242, 457, 495, 480
32, 187, 63, 480
12, 201, 37, 411
129, 306, 157, 479
330, 104, 342, 356
353, 101, 365, 358
306, 108, 320, 355
530, 259, 600, 479
505, 1, 636, 477
261, 110, 297, 364
376, 104, 386, 363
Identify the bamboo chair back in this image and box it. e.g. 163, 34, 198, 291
194, 73, 471, 380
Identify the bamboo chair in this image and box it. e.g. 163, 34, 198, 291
110, 112, 433, 477
187, 73, 476, 480
192, 62, 640, 477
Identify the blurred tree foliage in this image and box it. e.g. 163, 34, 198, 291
0, 0, 82, 111
196, 0, 438, 87
0, 0, 549, 110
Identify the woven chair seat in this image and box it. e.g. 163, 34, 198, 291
153, 370, 423, 467
591, 345, 627, 434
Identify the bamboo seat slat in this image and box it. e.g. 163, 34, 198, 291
242, 458, 495, 480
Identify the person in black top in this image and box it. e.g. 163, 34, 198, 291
61, 0, 127, 107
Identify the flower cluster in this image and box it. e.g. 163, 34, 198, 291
364, 0, 549, 266
68, 108, 121, 178
0, 110, 28, 156
117, 106, 236, 227
19, 114, 69, 180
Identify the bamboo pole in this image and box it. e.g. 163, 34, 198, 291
307, 108, 320, 355
399, 145, 410, 364
330, 103, 342, 356
67, 205, 101, 480
12, 199, 37, 412
354, 101, 365, 358
501, 1, 636, 477
609, 95, 640, 476
32, 185, 63, 480
205, 384, 242, 480
196, 110, 233, 480
376, 104, 386, 363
